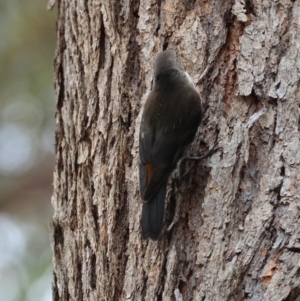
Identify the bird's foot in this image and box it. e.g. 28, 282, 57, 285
185, 141, 221, 161
179, 142, 221, 180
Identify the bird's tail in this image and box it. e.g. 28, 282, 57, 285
141, 183, 167, 240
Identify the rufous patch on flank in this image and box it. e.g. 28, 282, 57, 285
146, 164, 154, 185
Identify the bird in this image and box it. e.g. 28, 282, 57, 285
139, 50, 203, 240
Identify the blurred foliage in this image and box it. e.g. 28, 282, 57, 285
0, 0, 56, 174
0, 0, 57, 300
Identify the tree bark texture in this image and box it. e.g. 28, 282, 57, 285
51, 0, 300, 300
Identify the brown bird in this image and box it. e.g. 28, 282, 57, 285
139, 50, 203, 240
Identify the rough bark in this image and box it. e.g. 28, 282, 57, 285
51, 0, 300, 300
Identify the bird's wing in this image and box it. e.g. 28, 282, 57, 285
139, 89, 202, 201
139, 127, 183, 201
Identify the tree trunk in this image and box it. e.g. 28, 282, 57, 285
51, 0, 300, 300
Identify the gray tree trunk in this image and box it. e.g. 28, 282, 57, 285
51, 0, 300, 300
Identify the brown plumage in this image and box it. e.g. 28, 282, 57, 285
139, 50, 202, 240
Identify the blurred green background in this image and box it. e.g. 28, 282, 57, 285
0, 1, 56, 300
